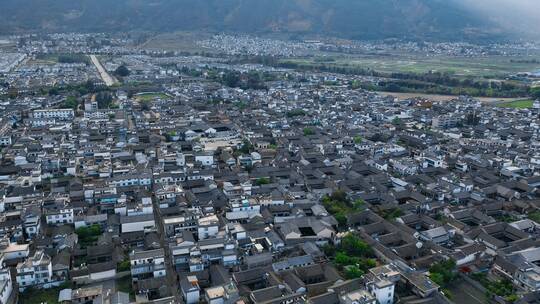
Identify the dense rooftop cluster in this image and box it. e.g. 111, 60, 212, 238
0, 33, 539, 304
197, 34, 540, 58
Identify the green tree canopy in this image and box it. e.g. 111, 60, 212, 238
115, 65, 131, 77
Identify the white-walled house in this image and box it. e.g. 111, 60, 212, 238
127, 197, 153, 216
16, 250, 55, 291
180, 276, 200, 304
45, 206, 74, 226
366, 265, 400, 304
130, 249, 166, 281
109, 172, 152, 188
23, 213, 41, 239
204, 281, 240, 304
0, 268, 13, 304
197, 215, 219, 240
367, 279, 395, 304
0, 241, 30, 262
89, 262, 117, 281
120, 214, 156, 233
195, 152, 214, 166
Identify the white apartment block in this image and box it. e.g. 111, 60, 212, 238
32, 109, 75, 120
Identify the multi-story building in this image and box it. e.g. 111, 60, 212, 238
0, 268, 13, 304
180, 275, 200, 304
163, 210, 200, 238
198, 214, 219, 240
0, 119, 12, 147
204, 281, 240, 304
340, 290, 377, 304
120, 214, 156, 233
129, 249, 166, 282
16, 250, 54, 291
32, 109, 74, 120
366, 265, 399, 304
23, 211, 41, 239
432, 114, 459, 129
109, 172, 152, 188
44, 201, 74, 226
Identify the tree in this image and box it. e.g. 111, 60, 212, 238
75, 224, 102, 248
473, 273, 516, 301
256, 177, 271, 186
429, 272, 445, 286
350, 80, 361, 90
76, 224, 101, 239
140, 101, 150, 111
380, 208, 404, 220
334, 214, 347, 226
360, 258, 376, 269
95, 91, 113, 108
329, 190, 348, 203
352, 199, 365, 210
286, 109, 306, 117
322, 191, 365, 228
322, 244, 336, 257
64, 96, 78, 109
245, 71, 267, 90
58, 54, 89, 64
7, 87, 18, 99
485, 279, 515, 300
78, 80, 95, 95
344, 265, 364, 279
117, 259, 131, 272
48, 87, 59, 95
328, 233, 377, 278
239, 140, 253, 154
341, 233, 372, 257
303, 127, 315, 136
531, 87, 540, 100
115, 65, 131, 77
335, 252, 352, 266
429, 259, 457, 287
223, 71, 240, 88
505, 294, 518, 303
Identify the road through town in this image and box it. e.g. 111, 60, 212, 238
89, 54, 117, 86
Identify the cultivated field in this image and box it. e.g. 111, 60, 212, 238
378, 92, 528, 104
134, 92, 170, 102
496, 99, 534, 108
282, 55, 540, 78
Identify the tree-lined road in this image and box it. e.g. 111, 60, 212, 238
89, 54, 117, 86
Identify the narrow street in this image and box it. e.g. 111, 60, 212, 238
448, 279, 488, 304
152, 196, 183, 303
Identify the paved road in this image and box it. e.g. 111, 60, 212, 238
89, 54, 117, 86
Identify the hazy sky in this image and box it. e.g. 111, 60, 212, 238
455, 0, 540, 34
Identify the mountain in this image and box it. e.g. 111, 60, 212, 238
0, 0, 507, 41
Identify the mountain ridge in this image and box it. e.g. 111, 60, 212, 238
0, 0, 508, 41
